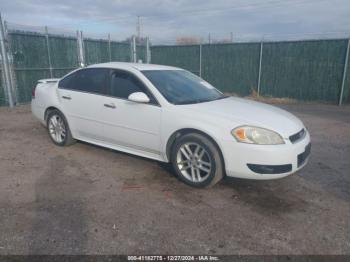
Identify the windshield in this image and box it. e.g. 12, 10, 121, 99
141, 70, 226, 105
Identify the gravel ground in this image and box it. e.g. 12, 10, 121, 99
0, 103, 349, 255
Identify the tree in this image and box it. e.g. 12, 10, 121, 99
176, 36, 201, 45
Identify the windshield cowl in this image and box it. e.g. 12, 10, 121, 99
175, 95, 229, 105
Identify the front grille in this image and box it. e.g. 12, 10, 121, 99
289, 128, 306, 144
298, 143, 311, 167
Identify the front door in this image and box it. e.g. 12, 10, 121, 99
99, 70, 162, 156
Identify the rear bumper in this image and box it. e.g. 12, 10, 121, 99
31, 100, 46, 126
221, 131, 311, 180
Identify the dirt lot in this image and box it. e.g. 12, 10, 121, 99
0, 103, 349, 255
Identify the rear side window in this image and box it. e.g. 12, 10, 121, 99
59, 68, 109, 95
110, 70, 157, 104
59, 72, 76, 89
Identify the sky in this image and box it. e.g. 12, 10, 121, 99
0, 0, 350, 44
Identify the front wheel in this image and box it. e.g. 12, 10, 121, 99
171, 133, 224, 188
47, 110, 76, 146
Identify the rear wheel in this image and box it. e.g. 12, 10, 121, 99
171, 133, 224, 188
47, 110, 75, 146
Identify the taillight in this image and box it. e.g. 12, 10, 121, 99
32, 86, 36, 98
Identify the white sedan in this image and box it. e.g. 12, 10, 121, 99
31, 62, 311, 188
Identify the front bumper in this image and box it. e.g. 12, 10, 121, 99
221, 131, 311, 180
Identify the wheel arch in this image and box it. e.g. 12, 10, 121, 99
44, 106, 61, 122
44, 106, 71, 129
165, 128, 226, 173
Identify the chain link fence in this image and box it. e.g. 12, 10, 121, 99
151, 39, 350, 104
1, 17, 349, 106
0, 19, 150, 106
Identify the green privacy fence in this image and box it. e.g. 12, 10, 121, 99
111, 42, 132, 62
9, 32, 52, 103
2, 29, 140, 105
260, 40, 348, 102
202, 43, 261, 96
151, 45, 200, 74
49, 36, 79, 69
136, 45, 147, 63
344, 50, 350, 104
84, 39, 110, 65
151, 39, 350, 104
1, 28, 349, 106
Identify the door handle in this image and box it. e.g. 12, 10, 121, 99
62, 95, 71, 100
104, 103, 116, 109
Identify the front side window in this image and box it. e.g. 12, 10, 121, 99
141, 70, 225, 105
59, 68, 109, 95
110, 70, 157, 104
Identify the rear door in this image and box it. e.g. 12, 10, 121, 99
58, 68, 111, 140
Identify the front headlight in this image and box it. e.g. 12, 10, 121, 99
232, 126, 285, 145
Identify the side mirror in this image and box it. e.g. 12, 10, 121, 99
128, 92, 150, 103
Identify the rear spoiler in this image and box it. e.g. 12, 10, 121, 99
37, 78, 60, 84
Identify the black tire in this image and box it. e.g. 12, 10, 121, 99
171, 133, 224, 188
46, 109, 76, 147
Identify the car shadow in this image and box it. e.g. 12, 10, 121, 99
220, 176, 308, 216
28, 155, 92, 254
73, 141, 307, 216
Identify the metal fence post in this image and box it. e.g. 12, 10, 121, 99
130, 37, 133, 62
131, 35, 137, 63
108, 33, 112, 62
339, 39, 350, 106
45, 26, 53, 78
199, 43, 202, 77
76, 30, 80, 66
4, 20, 17, 105
146, 37, 151, 64
76, 30, 85, 67
257, 41, 264, 96
0, 13, 14, 107
80, 31, 85, 66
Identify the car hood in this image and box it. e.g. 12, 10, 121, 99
179, 96, 304, 138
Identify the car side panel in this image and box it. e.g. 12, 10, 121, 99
159, 106, 233, 163
31, 83, 67, 126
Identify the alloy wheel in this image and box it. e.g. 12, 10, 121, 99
48, 114, 66, 143
176, 142, 212, 183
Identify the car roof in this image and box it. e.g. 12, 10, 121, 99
87, 62, 182, 71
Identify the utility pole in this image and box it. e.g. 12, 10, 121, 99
230, 32, 233, 43
208, 33, 211, 44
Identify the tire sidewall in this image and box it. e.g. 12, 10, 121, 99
171, 134, 219, 188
